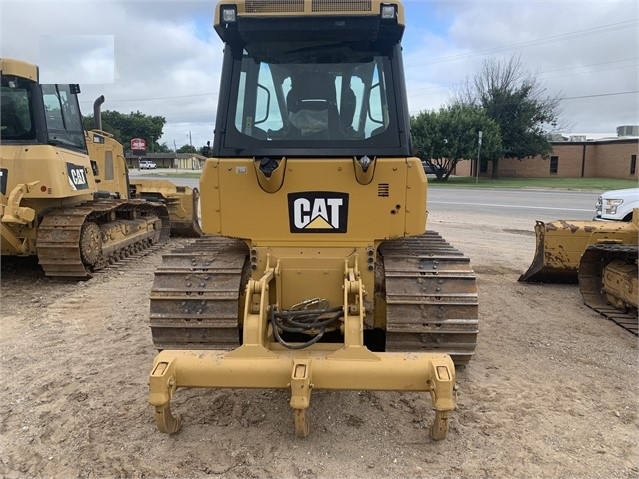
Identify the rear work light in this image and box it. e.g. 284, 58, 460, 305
221, 5, 237, 24
380, 4, 397, 20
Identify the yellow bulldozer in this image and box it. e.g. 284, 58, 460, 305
148, 0, 478, 440
0, 58, 200, 278
87, 95, 202, 238
519, 209, 638, 334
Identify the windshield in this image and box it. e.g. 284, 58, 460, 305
0, 76, 36, 141
1, 78, 86, 152
216, 41, 409, 157
42, 84, 86, 151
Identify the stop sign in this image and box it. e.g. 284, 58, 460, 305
131, 138, 146, 150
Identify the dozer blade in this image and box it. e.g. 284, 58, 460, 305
165, 185, 202, 238
519, 218, 638, 283
130, 179, 202, 237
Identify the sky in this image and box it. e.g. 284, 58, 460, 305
1, 0, 637, 149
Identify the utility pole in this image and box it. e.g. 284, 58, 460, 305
189, 131, 192, 147
476, 130, 482, 184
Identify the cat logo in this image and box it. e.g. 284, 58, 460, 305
66, 162, 89, 190
288, 192, 349, 233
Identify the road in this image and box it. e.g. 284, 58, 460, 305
130, 170, 599, 223
428, 187, 598, 222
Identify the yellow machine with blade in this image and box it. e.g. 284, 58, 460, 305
0, 59, 200, 278
520, 210, 638, 334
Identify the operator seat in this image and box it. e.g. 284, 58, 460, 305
0, 97, 25, 137
285, 71, 341, 140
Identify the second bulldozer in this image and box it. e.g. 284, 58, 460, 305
0, 58, 200, 278
88, 95, 202, 239
520, 208, 638, 334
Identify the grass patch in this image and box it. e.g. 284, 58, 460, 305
140, 169, 637, 192
427, 176, 638, 191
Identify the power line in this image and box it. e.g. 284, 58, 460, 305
539, 57, 638, 75
560, 90, 638, 100
77, 17, 637, 106
406, 58, 639, 98
86, 62, 638, 106
79, 92, 218, 105
76, 20, 637, 116
81, 53, 638, 106
407, 90, 639, 114
405, 20, 637, 68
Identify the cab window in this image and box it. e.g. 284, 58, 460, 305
0, 78, 35, 141
42, 84, 86, 151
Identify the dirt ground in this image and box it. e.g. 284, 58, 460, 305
0, 209, 637, 479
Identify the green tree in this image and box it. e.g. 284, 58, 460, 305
411, 104, 502, 181
176, 144, 197, 154
82, 110, 166, 154
453, 55, 563, 178
155, 142, 173, 153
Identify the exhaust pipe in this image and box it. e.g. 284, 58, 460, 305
93, 95, 105, 130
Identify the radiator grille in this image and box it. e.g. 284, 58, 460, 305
245, 0, 305, 13
312, 0, 373, 12
244, 0, 374, 14
378, 183, 390, 197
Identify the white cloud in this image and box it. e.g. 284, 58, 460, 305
1, 0, 221, 148
403, 0, 638, 133
1, 0, 636, 147
39, 35, 115, 84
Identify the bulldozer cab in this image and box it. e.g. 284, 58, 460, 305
200, 3, 426, 245
1, 59, 95, 206
40, 83, 86, 152
1, 69, 86, 154
212, 3, 410, 158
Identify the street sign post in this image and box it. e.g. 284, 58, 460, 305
476, 131, 483, 184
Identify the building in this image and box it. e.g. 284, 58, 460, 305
125, 152, 207, 170
455, 127, 639, 179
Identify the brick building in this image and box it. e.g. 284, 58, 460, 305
125, 152, 207, 170
454, 131, 639, 180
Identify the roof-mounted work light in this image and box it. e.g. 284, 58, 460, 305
380, 3, 397, 21
221, 5, 237, 24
